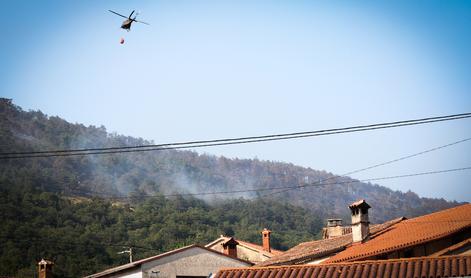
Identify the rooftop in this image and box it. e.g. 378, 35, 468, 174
216, 255, 471, 278
258, 217, 405, 266
326, 203, 471, 263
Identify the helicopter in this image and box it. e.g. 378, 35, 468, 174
109, 10, 149, 31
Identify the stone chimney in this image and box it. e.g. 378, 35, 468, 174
222, 237, 239, 258
261, 228, 271, 253
38, 259, 54, 278
349, 199, 371, 243
323, 219, 344, 239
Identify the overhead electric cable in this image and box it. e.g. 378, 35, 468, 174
67, 166, 471, 199
1, 112, 470, 159
261, 137, 471, 197
0, 235, 159, 251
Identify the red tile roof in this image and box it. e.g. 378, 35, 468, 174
257, 217, 405, 266
326, 204, 471, 263
215, 255, 471, 278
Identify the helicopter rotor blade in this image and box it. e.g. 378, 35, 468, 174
109, 10, 128, 19
134, 20, 150, 25
129, 10, 135, 19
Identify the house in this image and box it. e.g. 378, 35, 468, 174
325, 201, 471, 263
258, 201, 471, 266
257, 211, 405, 265
84, 244, 252, 278
205, 229, 284, 264
215, 201, 471, 278
215, 255, 471, 278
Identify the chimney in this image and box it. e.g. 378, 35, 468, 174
38, 259, 54, 278
222, 237, 239, 258
323, 219, 344, 239
261, 228, 271, 253
349, 199, 371, 243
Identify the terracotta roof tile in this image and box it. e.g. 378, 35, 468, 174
216, 255, 471, 278
326, 203, 471, 263
258, 218, 405, 266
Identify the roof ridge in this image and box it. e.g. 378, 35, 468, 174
404, 203, 471, 222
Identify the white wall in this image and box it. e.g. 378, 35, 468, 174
106, 269, 142, 278
141, 247, 250, 278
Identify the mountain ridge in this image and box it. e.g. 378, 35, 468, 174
0, 98, 464, 224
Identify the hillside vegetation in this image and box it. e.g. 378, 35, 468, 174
0, 99, 460, 222
0, 98, 463, 276
0, 183, 321, 277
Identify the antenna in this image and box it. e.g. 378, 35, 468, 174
118, 247, 133, 263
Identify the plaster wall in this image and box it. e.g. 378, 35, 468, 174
141, 247, 250, 278
104, 269, 142, 278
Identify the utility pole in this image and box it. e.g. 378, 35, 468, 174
118, 248, 133, 263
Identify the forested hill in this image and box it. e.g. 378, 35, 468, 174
0, 98, 462, 224
0, 98, 464, 276
0, 181, 323, 277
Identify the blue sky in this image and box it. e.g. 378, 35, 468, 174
2, 1, 471, 201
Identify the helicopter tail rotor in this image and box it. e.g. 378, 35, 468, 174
130, 11, 149, 25
128, 10, 135, 19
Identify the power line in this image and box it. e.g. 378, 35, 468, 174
1, 112, 470, 159
66, 166, 471, 199
12, 136, 469, 200
360, 166, 471, 182
339, 137, 471, 177
0, 235, 159, 252
47, 136, 471, 200
261, 137, 471, 197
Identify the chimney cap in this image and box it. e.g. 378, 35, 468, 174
38, 259, 54, 265
261, 228, 271, 234
327, 219, 343, 227
327, 218, 342, 221
222, 237, 239, 247
349, 199, 370, 210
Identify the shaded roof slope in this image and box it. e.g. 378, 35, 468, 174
258, 217, 405, 266
216, 255, 471, 278
206, 236, 284, 257
327, 203, 471, 263
430, 237, 471, 256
